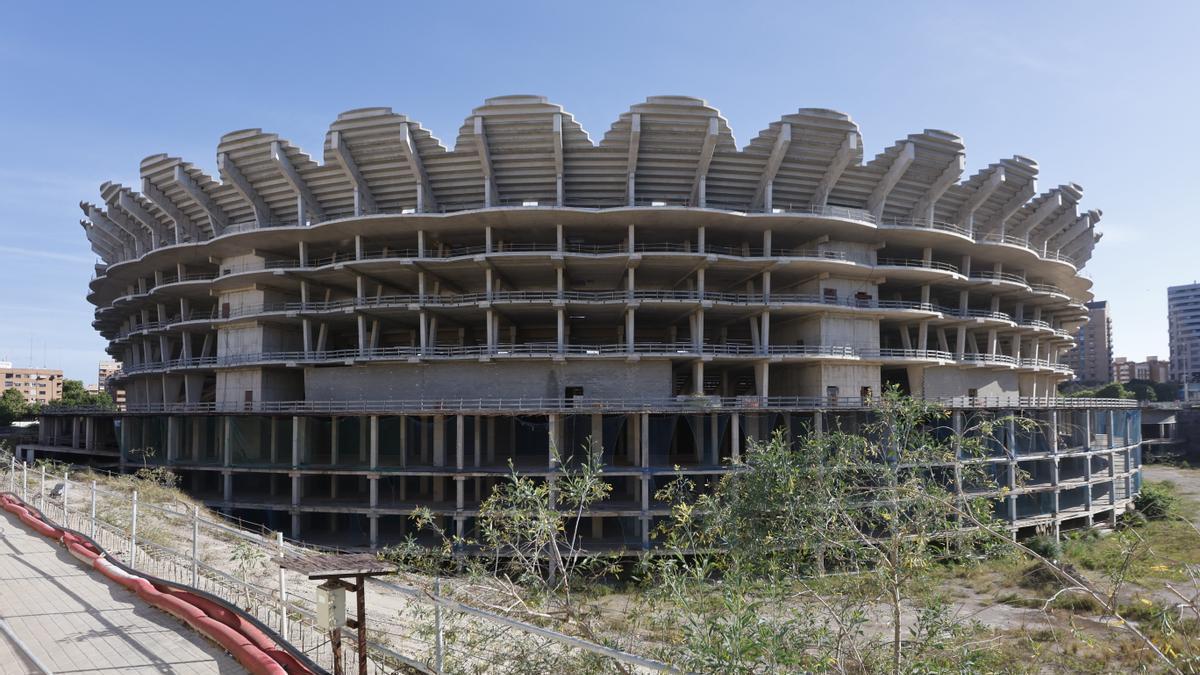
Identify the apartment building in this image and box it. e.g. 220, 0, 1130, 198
1066, 301, 1113, 383
1114, 355, 1170, 384
1169, 283, 1200, 400
98, 360, 125, 407
0, 362, 64, 405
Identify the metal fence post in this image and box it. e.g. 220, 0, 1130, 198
90, 481, 97, 539
277, 531, 288, 640
434, 576, 445, 674
62, 471, 69, 526
8, 457, 14, 493
22, 463, 28, 502
191, 505, 199, 587
39, 465, 45, 510
130, 490, 139, 566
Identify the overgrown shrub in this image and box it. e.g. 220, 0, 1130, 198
1135, 483, 1178, 520
1026, 534, 1062, 561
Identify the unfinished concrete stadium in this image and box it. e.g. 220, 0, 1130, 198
25, 95, 1141, 550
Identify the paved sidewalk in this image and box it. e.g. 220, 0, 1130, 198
0, 508, 242, 674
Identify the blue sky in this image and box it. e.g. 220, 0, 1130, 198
0, 1, 1196, 383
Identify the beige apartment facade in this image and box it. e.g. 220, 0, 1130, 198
1, 362, 64, 405
98, 360, 125, 407
1113, 355, 1170, 384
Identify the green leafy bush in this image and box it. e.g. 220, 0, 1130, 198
1135, 483, 1179, 520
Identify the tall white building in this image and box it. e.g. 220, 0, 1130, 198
1168, 282, 1200, 400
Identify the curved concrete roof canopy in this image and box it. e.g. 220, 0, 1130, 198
79, 95, 1102, 268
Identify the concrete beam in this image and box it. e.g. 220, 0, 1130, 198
173, 165, 228, 235
1048, 211, 1096, 251
82, 213, 134, 258
104, 199, 158, 250
751, 122, 791, 212
908, 152, 964, 222
80, 218, 127, 256
867, 141, 916, 220
691, 117, 719, 208
1033, 207, 1077, 248
83, 203, 145, 255
81, 223, 119, 262
982, 180, 1037, 235
217, 152, 275, 226
1060, 224, 1095, 257
955, 166, 1005, 230
115, 190, 169, 248
142, 178, 199, 243
270, 140, 324, 224
552, 113, 564, 206
398, 122, 435, 213
1011, 191, 1063, 238
473, 116, 499, 207
626, 113, 641, 206
810, 131, 858, 209
331, 130, 377, 216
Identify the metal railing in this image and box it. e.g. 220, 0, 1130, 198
109, 342, 1002, 376
879, 218, 972, 238
876, 257, 961, 274
969, 270, 1029, 285
37, 394, 1139, 417
0, 453, 677, 674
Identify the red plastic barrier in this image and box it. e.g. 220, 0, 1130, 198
158, 586, 281, 654
0, 492, 314, 675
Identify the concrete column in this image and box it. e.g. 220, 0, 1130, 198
85, 417, 94, 450
731, 412, 741, 461
557, 309, 565, 353
223, 417, 233, 467
433, 415, 445, 466
330, 417, 339, 465
1108, 410, 1116, 449
487, 417, 496, 464
548, 414, 560, 467
456, 415, 465, 469
399, 415, 407, 467
369, 416, 379, 469
636, 411, 650, 547
292, 416, 303, 467
626, 309, 635, 352
167, 416, 179, 463
473, 415, 481, 467
755, 362, 769, 398
223, 471, 232, 503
